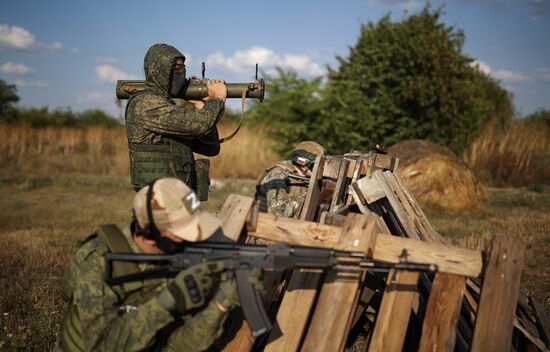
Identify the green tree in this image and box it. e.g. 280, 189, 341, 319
525, 109, 550, 128
0, 79, 20, 121
247, 67, 324, 154
320, 6, 513, 153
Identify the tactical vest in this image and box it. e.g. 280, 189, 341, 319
59, 225, 146, 352
126, 95, 210, 201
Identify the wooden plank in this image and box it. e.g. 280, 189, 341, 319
346, 159, 358, 178
219, 194, 254, 240
471, 236, 525, 352
373, 153, 398, 172
383, 171, 429, 241
368, 270, 420, 352
530, 296, 550, 347
353, 174, 386, 205
264, 269, 323, 352
302, 213, 386, 352
219, 194, 256, 352
349, 184, 369, 214
322, 156, 343, 179
300, 155, 325, 221
513, 316, 550, 352
322, 205, 351, 227
418, 273, 466, 352
391, 171, 443, 243
372, 169, 419, 240
330, 158, 350, 211
251, 213, 483, 278
346, 159, 363, 203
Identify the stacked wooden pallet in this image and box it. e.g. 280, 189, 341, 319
216, 151, 549, 352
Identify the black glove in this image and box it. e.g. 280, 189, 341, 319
157, 261, 225, 315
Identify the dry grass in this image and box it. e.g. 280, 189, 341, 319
463, 120, 550, 186
207, 122, 280, 178
426, 187, 550, 304
0, 124, 129, 175
0, 122, 280, 179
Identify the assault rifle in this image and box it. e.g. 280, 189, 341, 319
105, 242, 437, 337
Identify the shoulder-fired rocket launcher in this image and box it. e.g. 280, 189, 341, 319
116, 62, 265, 102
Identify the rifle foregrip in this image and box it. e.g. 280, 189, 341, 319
235, 268, 272, 337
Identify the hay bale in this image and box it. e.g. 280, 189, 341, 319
388, 140, 486, 211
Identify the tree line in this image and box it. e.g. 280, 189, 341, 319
246, 5, 547, 155
0, 79, 121, 128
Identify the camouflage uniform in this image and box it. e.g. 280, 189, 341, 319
256, 160, 309, 219
125, 44, 224, 198
57, 224, 229, 352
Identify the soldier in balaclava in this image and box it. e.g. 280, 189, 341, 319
125, 44, 226, 200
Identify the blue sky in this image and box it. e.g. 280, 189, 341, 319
1, 0, 549, 118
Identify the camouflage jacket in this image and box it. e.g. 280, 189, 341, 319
125, 44, 225, 147
58, 224, 228, 352
257, 160, 309, 219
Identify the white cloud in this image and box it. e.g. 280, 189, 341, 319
0, 24, 36, 49
368, 0, 421, 12
0, 62, 34, 74
47, 41, 62, 50
534, 68, 550, 81
13, 79, 48, 88
70, 48, 80, 54
0, 24, 62, 51
493, 70, 530, 83
96, 57, 120, 65
471, 59, 550, 83
206, 46, 324, 77
77, 92, 108, 104
95, 64, 137, 84
470, 60, 492, 75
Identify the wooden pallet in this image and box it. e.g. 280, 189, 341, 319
216, 151, 548, 352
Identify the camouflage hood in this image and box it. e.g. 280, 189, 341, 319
144, 43, 185, 97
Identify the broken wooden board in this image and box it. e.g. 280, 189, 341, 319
471, 236, 526, 352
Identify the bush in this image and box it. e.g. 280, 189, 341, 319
320, 5, 513, 154
525, 109, 550, 128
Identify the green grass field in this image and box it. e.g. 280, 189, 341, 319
0, 172, 549, 350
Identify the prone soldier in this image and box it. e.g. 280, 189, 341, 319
56, 178, 262, 351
